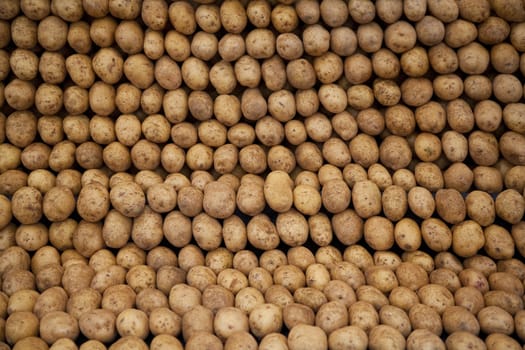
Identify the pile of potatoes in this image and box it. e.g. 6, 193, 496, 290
1, 0, 525, 349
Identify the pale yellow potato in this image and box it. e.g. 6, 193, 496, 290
248, 303, 282, 338
408, 186, 435, 219
288, 324, 327, 350
407, 329, 445, 350
40, 311, 79, 344
213, 306, 249, 340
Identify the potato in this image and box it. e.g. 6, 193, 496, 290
11, 186, 42, 224
393, 261, 427, 292
373, 251, 401, 271
488, 272, 523, 298
274, 34, 301, 63
356, 285, 389, 310
481, 225, 515, 260
264, 285, 293, 308
236, 180, 265, 217
292, 287, 324, 311
478, 306, 514, 335
458, 269, 489, 297
76, 183, 110, 223
150, 334, 183, 350
313, 300, 347, 334
349, 180, 380, 219
233, 287, 263, 314
378, 305, 410, 338
32, 286, 67, 320
179, 305, 212, 341
362, 216, 394, 251
500, 131, 525, 165
435, 189, 466, 224
463, 190, 496, 227
420, 219, 453, 254
49, 338, 78, 350
282, 303, 314, 330
114, 244, 144, 270
407, 186, 435, 219
404, 254, 434, 275
108, 336, 148, 350
132, 287, 166, 315
224, 331, 257, 350
495, 189, 525, 224
451, 220, 486, 258
369, 325, 406, 350
12, 337, 48, 350
288, 324, 327, 350
14, 223, 48, 254
429, 266, 461, 292
322, 281, 355, 310
186, 266, 217, 292
168, 283, 202, 316
515, 309, 525, 342
441, 305, 480, 336
407, 329, 445, 350
248, 303, 282, 338
200, 181, 236, 219
114, 308, 149, 339
248, 266, 272, 293
5, 311, 39, 345
447, 99, 476, 132
213, 306, 249, 340
42, 185, 75, 222
264, 170, 293, 213
484, 290, 523, 316
1, 268, 34, 297
40, 311, 79, 344
485, 333, 522, 350
445, 332, 485, 350
408, 303, 442, 336
7, 289, 38, 315
185, 332, 222, 350
91, 265, 126, 293
156, 266, 186, 297
100, 283, 135, 317
496, 257, 525, 280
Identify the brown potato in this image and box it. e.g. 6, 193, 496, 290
445, 332, 485, 350
435, 189, 466, 224
442, 306, 480, 335
409, 303, 442, 336
478, 306, 514, 335
288, 324, 327, 350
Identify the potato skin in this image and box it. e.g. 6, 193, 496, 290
407, 329, 445, 350
203, 181, 236, 219
264, 170, 294, 213
445, 331, 485, 350
452, 220, 485, 258
435, 189, 466, 224
352, 180, 382, 218
288, 324, 327, 350
328, 325, 368, 350
499, 131, 525, 165
478, 306, 514, 335
77, 183, 110, 222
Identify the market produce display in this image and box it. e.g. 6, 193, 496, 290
1, 0, 525, 349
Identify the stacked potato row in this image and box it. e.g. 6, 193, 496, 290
1, 0, 525, 349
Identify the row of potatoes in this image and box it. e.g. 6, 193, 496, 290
1, 236, 525, 349
1, 172, 524, 257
